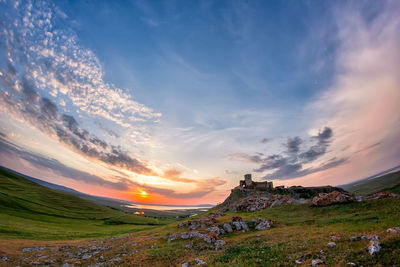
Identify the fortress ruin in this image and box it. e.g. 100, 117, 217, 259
239, 174, 273, 190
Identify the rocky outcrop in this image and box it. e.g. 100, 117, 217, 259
220, 190, 310, 212
312, 191, 356, 206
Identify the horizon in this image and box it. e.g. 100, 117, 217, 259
1, 0, 400, 205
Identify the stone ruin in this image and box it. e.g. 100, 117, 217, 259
239, 174, 273, 190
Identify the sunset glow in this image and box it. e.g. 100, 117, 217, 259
0, 0, 399, 206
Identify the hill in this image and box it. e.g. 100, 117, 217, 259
341, 169, 400, 195
1, 166, 211, 219
0, 168, 166, 240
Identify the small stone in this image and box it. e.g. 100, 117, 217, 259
195, 258, 207, 266
182, 263, 189, 267
387, 227, 400, 233
312, 259, 324, 267
346, 262, 356, 266
1, 257, 8, 262
327, 242, 336, 248
368, 240, 381, 255
214, 239, 226, 250
185, 243, 192, 249
295, 259, 304, 264
330, 235, 341, 241
82, 253, 92, 259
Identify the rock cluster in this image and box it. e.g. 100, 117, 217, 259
221, 192, 309, 212
312, 191, 356, 206
170, 216, 272, 249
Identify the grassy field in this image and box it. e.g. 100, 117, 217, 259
0, 168, 169, 240
341, 170, 400, 195
133, 198, 400, 266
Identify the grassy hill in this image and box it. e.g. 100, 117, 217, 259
341, 170, 400, 195
0, 168, 168, 240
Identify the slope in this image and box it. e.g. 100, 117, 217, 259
341, 170, 400, 195
0, 168, 166, 240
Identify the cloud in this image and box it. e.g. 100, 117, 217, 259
285, 136, 302, 154
0, 0, 161, 129
0, 136, 130, 190
231, 126, 346, 180
0, 0, 157, 176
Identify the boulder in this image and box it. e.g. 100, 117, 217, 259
214, 239, 226, 250
387, 227, 400, 233
312, 191, 355, 206
255, 220, 272, 230
206, 226, 221, 236
368, 240, 381, 255
222, 223, 233, 233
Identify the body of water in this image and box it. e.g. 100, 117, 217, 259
124, 204, 212, 211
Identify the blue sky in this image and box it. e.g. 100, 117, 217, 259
0, 0, 399, 204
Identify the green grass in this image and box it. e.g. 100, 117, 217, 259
140, 199, 400, 266
0, 168, 169, 240
342, 170, 400, 195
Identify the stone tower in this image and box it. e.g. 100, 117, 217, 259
244, 174, 252, 187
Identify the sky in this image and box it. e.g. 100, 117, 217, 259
0, 0, 399, 205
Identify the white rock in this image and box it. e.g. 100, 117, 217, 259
387, 227, 400, 233
182, 263, 189, 267
327, 242, 336, 248
312, 259, 324, 267
368, 240, 381, 255
295, 259, 304, 264
195, 258, 207, 266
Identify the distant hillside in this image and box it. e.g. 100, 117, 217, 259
0, 166, 212, 219
0, 168, 164, 239
341, 169, 400, 195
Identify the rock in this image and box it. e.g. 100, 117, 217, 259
295, 259, 304, 264
195, 258, 207, 266
222, 223, 233, 233
22, 247, 39, 252
1, 257, 8, 262
214, 239, 226, 250
368, 235, 379, 241
327, 242, 336, 248
168, 233, 178, 243
346, 262, 356, 266
368, 240, 381, 255
387, 227, 400, 233
240, 221, 249, 231
330, 235, 341, 241
82, 253, 92, 259
62, 263, 73, 267
181, 232, 191, 240
29, 262, 41, 265
255, 219, 273, 230
182, 263, 189, 267
206, 226, 221, 236
232, 221, 242, 231
367, 191, 398, 200
312, 191, 355, 206
312, 259, 324, 266
185, 243, 192, 249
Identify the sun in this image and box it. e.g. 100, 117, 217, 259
140, 191, 148, 197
